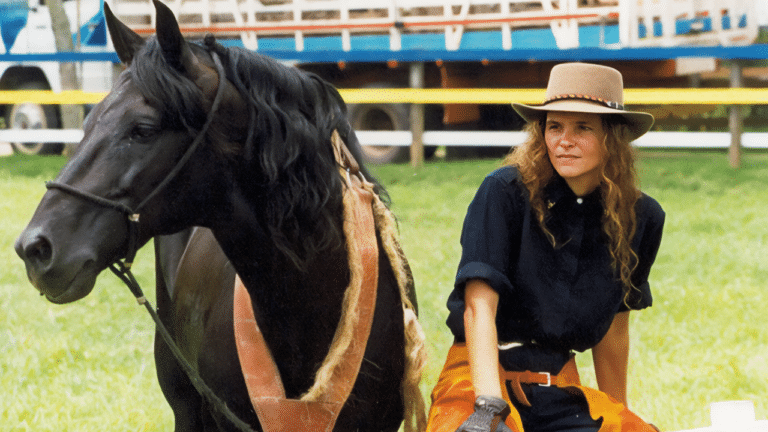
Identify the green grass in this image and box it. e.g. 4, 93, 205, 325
1, 155, 170, 431
2, 151, 767, 431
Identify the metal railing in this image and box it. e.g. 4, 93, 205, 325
1, 88, 766, 153
3, 88, 768, 105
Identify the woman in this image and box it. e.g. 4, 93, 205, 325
426, 63, 665, 432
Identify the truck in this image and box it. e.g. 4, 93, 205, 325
0, 0, 114, 154
0, 0, 761, 161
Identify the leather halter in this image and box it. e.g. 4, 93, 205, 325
233, 132, 379, 432
42, 46, 259, 432
46, 42, 228, 271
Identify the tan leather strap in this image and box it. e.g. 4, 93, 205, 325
502, 357, 580, 407
331, 129, 360, 177
233, 140, 379, 431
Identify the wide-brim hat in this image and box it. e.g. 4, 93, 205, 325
512, 63, 654, 141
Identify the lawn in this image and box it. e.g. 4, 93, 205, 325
1, 150, 767, 431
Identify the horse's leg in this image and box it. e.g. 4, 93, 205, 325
154, 332, 206, 431
155, 228, 206, 431
334, 236, 406, 432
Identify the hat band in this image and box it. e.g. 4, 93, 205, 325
543, 94, 624, 111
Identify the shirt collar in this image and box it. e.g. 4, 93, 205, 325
544, 174, 602, 209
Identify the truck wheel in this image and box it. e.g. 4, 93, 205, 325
347, 102, 410, 164
5, 82, 63, 155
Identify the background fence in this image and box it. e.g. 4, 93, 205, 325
2, 88, 766, 153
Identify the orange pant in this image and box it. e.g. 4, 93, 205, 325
426, 344, 657, 432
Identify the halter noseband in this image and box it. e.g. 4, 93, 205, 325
46, 44, 227, 270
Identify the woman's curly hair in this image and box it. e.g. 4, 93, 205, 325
502, 114, 641, 297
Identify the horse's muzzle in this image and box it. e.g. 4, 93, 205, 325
15, 226, 99, 303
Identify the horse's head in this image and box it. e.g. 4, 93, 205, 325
14, 0, 249, 303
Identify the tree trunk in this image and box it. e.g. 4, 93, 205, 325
48, 0, 84, 156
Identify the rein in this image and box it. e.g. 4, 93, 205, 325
44, 48, 259, 432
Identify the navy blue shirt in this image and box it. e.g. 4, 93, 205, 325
447, 166, 665, 369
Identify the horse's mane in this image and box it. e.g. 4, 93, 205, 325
130, 36, 387, 270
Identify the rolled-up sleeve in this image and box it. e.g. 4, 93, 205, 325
454, 174, 524, 296
621, 195, 665, 311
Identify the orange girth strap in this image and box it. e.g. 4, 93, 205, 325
232, 130, 379, 432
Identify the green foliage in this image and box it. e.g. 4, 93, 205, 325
2, 151, 767, 431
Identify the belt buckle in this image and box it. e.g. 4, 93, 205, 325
539, 372, 551, 387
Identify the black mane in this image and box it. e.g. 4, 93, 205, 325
129, 36, 385, 270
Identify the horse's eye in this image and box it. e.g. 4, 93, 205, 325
130, 124, 159, 142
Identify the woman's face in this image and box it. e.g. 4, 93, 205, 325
545, 111, 607, 196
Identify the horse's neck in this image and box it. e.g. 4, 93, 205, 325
210, 201, 349, 398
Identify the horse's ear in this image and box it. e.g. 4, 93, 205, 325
104, 2, 144, 65
153, 0, 197, 73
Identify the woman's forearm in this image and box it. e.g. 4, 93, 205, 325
464, 279, 503, 398
592, 311, 630, 405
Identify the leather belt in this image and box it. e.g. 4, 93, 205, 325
502, 357, 579, 408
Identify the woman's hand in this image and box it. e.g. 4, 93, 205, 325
455, 395, 513, 432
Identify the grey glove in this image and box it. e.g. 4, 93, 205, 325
455, 395, 512, 432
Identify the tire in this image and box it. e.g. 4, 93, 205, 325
5, 82, 63, 155
347, 101, 411, 165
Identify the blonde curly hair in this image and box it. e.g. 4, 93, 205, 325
502, 115, 641, 295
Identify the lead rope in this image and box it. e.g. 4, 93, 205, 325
110, 261, 257, 432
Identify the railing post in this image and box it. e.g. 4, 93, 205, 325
729, 61, 743, 169
409, 62, 425, 168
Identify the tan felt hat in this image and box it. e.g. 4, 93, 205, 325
512, 63, 655, 141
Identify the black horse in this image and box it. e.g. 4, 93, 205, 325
14, 1, 422, 430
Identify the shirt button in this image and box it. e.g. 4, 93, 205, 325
576, 198, 583, 204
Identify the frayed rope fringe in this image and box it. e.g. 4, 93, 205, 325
301, 152, 428, 431
371, 188, 428, 432
301, 181, 363, 403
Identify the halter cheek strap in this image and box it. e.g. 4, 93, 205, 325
46, 44, 228, 269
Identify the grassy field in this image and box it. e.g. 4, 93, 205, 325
1, 151, 767, 431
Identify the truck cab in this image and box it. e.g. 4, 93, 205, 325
0, 0, 112, 154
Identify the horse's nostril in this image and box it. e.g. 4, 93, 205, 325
23, 236, 53, 265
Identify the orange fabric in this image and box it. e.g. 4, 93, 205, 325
426, 344, 656, 432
